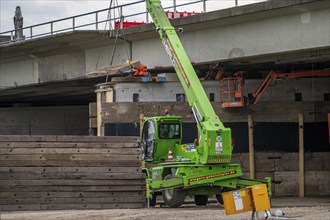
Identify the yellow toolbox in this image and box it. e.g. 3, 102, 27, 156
222, 184, 270, 215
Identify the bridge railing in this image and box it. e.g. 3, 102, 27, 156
0, 0, 146, 44
0, 0, 263, 45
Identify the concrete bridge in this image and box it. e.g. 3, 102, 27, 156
0, 0, 329, 106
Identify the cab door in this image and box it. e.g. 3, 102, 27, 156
141, 119, 156, 161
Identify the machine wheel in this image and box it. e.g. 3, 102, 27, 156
162, 174, 186, 208
216, 194, 224, 205
194, 195, 208, 206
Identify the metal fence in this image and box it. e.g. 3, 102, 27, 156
0, 0, 264, 45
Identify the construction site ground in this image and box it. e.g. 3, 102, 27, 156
1, 197, 329, 220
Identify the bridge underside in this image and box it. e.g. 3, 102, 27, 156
0, 47, 329, 107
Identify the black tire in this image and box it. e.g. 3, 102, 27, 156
194, 195, 208, 206
216, 194, 224, 205
162, 174, 186, 208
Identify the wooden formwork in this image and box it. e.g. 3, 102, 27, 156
0, 135, 146, 211
231, 152, 330, 196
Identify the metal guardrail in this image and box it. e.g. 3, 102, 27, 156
0, 0, 261, 45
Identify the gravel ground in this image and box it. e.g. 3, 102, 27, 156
1, 197, 329, 220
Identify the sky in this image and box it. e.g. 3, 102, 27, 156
0, 0, 265, 34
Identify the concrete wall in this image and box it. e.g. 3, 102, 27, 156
85, 7, 330, 70
0, 106, 89, 135
0, 50, 86, 88
132, 8, 330, 68
0, 59, 37, 88
38, 50, 86, 82
113, 78, 330, 102
85, 43, 129, 73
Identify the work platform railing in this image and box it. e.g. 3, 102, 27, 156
0, 0, 264, 45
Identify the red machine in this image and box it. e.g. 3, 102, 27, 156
165, 10, 200, 19
221, 69, 330, 108
114, 11, 199, 29
221, 71, 245, 108
114, 20, 145, 29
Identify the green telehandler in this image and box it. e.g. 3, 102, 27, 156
141, 0, 272, 215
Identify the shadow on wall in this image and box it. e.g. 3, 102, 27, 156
104, 122, 330, 152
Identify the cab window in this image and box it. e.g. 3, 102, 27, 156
148, 121, 156, 139
159, 123, 180, 139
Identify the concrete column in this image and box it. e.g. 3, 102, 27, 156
299, 112, 305, 197
96, 85, 114, 136
96, 92, 103, 136
248, 114, 255, 179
